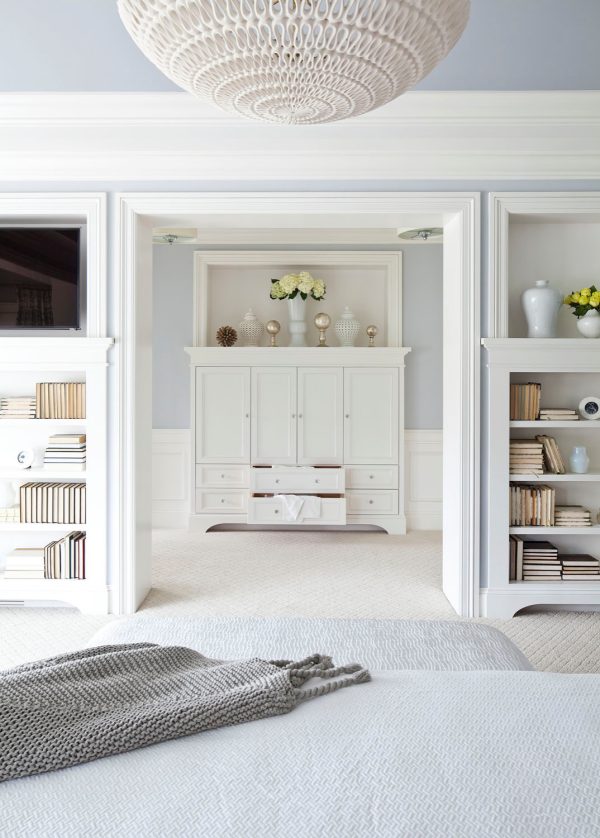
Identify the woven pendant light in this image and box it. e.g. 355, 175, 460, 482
118, 0, 470, 125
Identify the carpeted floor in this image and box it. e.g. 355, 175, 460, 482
1, 529, 599, 672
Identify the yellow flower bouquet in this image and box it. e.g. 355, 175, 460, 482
564, 285, 600, 318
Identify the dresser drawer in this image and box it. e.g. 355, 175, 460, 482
196, 465, 250, 488
346, 490, 398, 515
195, 490, 248, 514
345, 466, 398, 490
251, 467, 345, 494
248, 497, 346, 525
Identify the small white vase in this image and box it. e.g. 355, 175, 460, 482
569, 446, 590, 474
335, 307, 360, 346
238, 308, 264, 346
287, 296, 307, 347
576, 309, 600, 339
521, 280, 562, 338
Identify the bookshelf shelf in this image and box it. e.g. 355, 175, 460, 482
510, 421, 600, 429
509, 472, 600, 482
0, 469, 86, 480
509, 526, 600, 535
0, 523, 87, 532
0, 419, 86, 427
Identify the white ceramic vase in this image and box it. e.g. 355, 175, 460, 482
287, 296, 307, 346
334, 307, 360, 346
576, 309, 600, 339
238, 308, 264, 346
521, 280, 562, 338
569, 446, 590, 474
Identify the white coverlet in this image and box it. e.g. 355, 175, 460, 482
87, 616, 533, 671
1, 668, 599, 837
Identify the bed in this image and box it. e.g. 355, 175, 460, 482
1, 617, 599, 838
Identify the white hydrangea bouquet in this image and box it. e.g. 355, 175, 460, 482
270, 271, 326, 301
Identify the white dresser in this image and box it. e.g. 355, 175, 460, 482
185, 347, 410, 534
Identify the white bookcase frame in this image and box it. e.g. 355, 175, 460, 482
0, 338, 113, 613
482, 339, 600, 618
192, 250, 402, 347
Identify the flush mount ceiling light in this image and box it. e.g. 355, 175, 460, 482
152, 227, 198, 244
117, 0, 470, 125
397, 227, 443, 241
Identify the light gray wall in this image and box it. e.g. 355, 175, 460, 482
1, 1, 599, 91
152, 243, 443, 430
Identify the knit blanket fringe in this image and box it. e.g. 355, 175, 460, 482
0, 643, 370, 782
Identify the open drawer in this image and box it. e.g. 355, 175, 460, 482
251, 466, 345, 494
248, 496, 346, 525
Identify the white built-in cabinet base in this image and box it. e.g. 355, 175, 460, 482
185, 347, 410, 535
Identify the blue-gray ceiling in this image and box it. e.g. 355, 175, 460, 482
1, 0, 599, 92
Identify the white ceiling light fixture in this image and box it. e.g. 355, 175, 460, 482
397, 227, 443, 242
153, 228, 198, 245
117, 0, 470, 125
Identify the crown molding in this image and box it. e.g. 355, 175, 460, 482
1, 91, 599, 181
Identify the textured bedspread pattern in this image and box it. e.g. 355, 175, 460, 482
0, 643, 369, 782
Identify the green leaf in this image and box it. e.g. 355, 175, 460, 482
290, 289, 298, 299
271, 278, 278, 284
300, 292, 307, 300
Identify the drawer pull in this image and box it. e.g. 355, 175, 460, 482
369, 499, 374, 504
221, 474, 225, 478
274, 509, 279, 514
315, 479, 320, 484
220, 498, 225, 503
369, 474, 374, 479
275, 478, 280, 484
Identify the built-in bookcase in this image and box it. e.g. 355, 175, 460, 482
0, 338, 112, 613
483, 340, 600, 617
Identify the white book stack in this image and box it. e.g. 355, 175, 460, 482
539, 408, 579, 422
0, 506, 20, 523
0, 397, 36, 419
2, 547, 45, 579
555, 506, 592, 527
44, 434, 86, 471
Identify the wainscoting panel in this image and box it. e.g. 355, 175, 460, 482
405, 430, 443, 530
152, 428, 441, 530
152, 429, 191, 528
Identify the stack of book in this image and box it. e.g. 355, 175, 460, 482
0, 396, 36, 419
19, 483, 86, 524
2, 547, 45, 579
554, 506, 592, 527
510, 439, 544, 475
43, 434, 86, 471
0, 506, 20, 523
535, 434, 566, 474
561, 555, 600, 580
539, 408, 579, 422
510, 383, 541, 420
522, 541, 561, 581
509, 484, 556, 526
35, 382, 86, 419
44, 531, 86, 579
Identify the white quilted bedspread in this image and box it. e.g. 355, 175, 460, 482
86, 615, 533, 671
1, 669, 599, 837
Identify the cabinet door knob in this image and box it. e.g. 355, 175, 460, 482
220, 498, 225, 503
298, 414, 303, 419
315, 479, 320, 484
275, 479, 280, 484
369, 474, 374, 479
274, 509, 279, 514
345, 414, 350, 419
368, 499, 374, 504
221, 474, 225, 478
291, 413, 296, 419
245, 413, 249, 418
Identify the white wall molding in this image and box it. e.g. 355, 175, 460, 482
152, 429, 191, 529
1, 92, 599, 181
405, 430, 443, 531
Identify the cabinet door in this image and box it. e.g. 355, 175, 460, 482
297, 367, 343, 465
251, 367, 297, 464
195, 367, 250, 463
344, 368, 398, 464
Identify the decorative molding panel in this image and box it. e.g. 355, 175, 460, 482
1, 92, 599, 181
152, 429, 191, 528
405, 430, 442, 530
152, 427, 441, 531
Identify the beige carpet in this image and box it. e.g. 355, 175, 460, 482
1, 529, 600, 673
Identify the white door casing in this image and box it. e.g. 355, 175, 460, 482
344, 368, 399, 464
297, 367, 343, 465
117, 192, 479, 617
251, 367, 297, 465
196, 367, 250, 463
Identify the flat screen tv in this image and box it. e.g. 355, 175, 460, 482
0, 227, 81, 329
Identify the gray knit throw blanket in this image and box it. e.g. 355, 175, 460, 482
0, 643, 370, 782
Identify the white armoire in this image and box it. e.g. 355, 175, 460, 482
185, 347, 410, 533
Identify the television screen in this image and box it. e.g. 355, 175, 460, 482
0, 228, 81, 329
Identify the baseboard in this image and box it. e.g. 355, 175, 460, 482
152, 428, 442, 531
